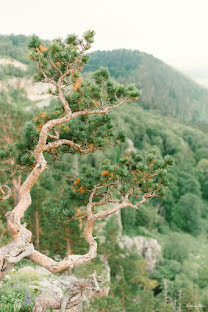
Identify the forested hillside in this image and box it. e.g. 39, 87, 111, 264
85, 49, 208, 123
2, 34, 208, 123
1, 34, 208, 311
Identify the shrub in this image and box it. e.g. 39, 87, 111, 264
163, 233, 191, 263
172, 193, 202, 234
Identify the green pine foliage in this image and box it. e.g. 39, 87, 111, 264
57, 150, 172, 223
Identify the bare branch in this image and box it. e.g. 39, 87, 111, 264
49, 60, 62, 75
57, 83, 71, 114
94, 202, 133, 220
94, 191, 156, 221
44, 139, 84, 153
48, 129, 59, 140
44, 139, 114, 155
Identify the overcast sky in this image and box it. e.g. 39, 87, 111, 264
1, 0, 208, 69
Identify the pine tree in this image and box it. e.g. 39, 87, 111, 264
0, 31, 173, 311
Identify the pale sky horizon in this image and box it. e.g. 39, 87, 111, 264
1, 0, 208, 70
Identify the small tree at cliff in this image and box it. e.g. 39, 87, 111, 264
0, 31, 173, 311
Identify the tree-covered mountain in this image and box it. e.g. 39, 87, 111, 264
0, 34, 29, 64
2, 35, 208, 123
84, 49, 208, 123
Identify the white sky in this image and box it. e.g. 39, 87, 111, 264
1, 0, 208, 68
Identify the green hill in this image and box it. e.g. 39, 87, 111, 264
1, 35, 208, 123
0, 34, 30, 64
84, 49, 208, 123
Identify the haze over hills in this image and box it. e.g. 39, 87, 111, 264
164, 57, 208, 89
178, 67, 208, 90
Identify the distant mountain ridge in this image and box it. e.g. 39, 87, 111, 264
1, 35, 208, 123
84, 49, 208, 123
